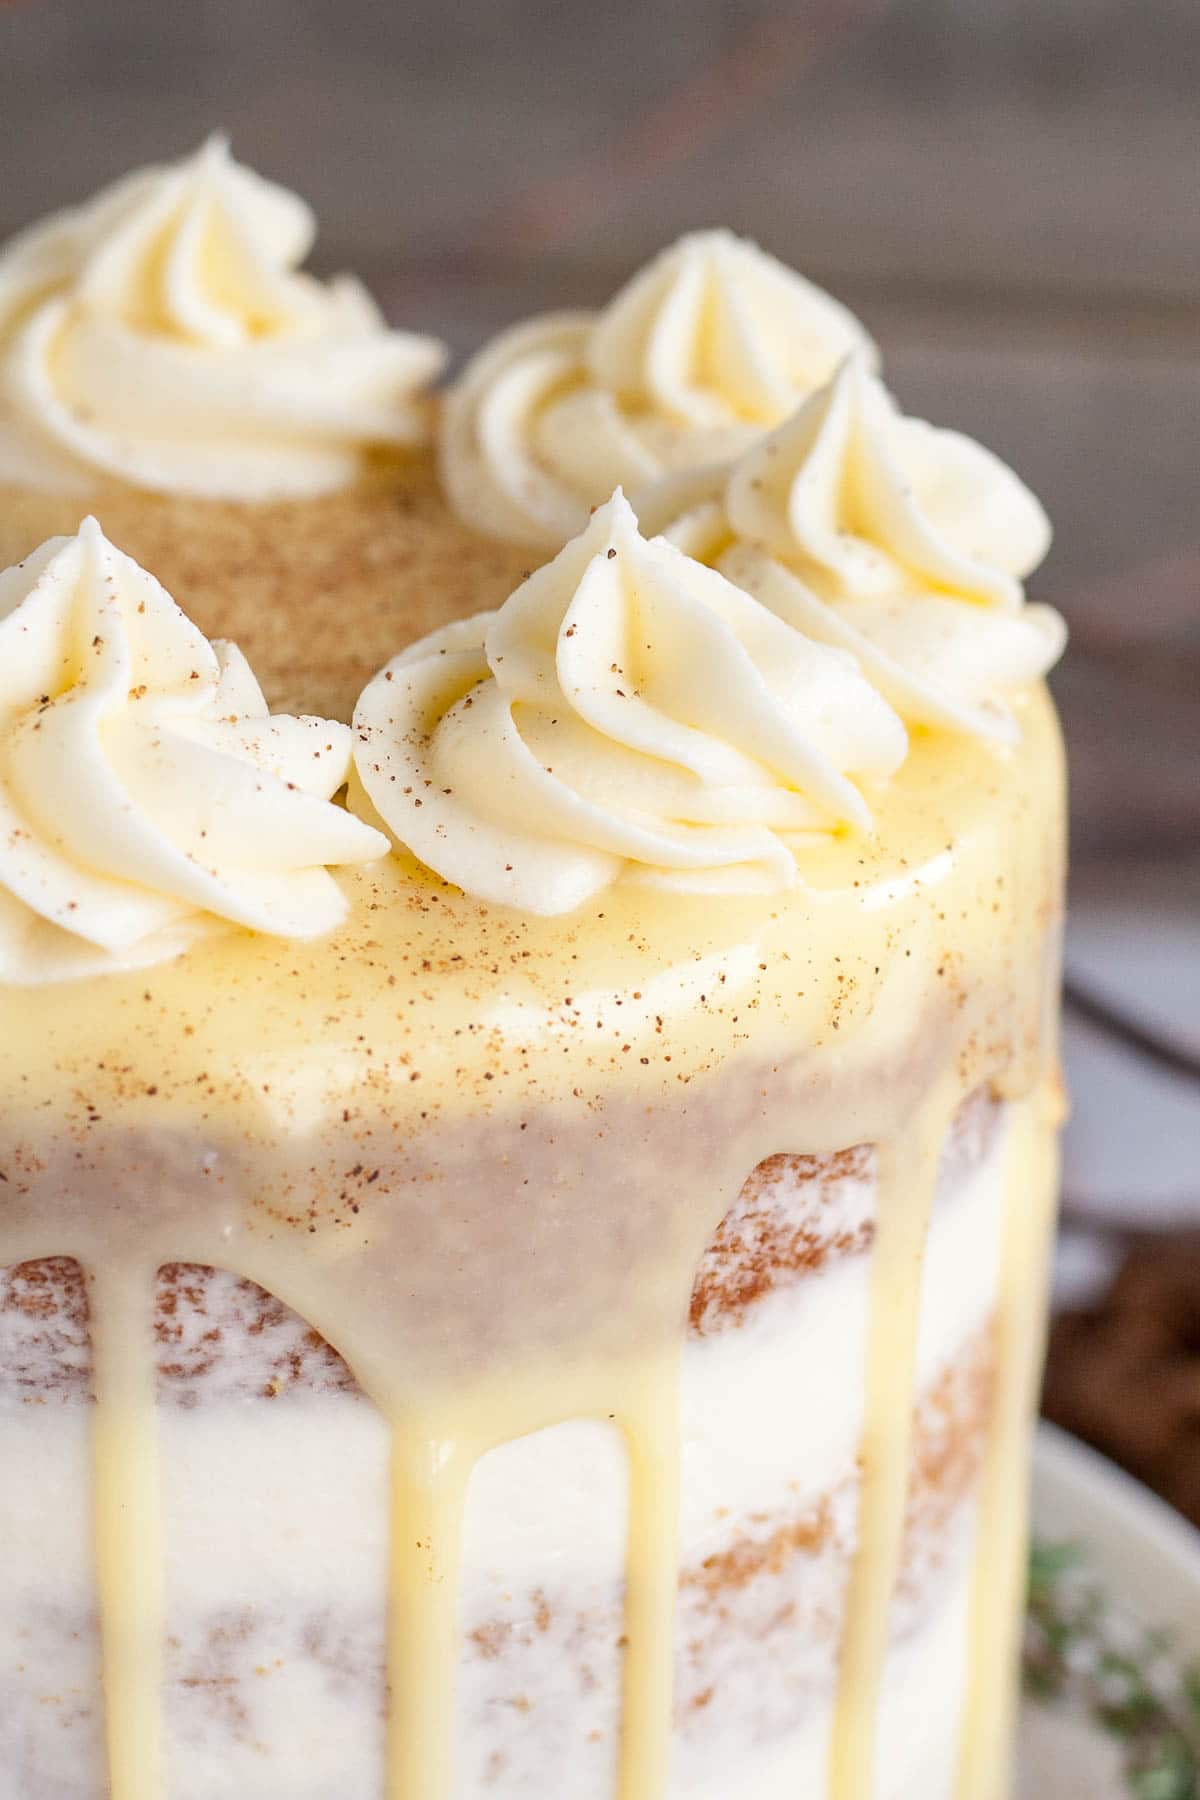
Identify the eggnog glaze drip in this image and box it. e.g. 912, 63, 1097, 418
0, 689, 1065, 1798
0, 136, 446, 499
439, 230, 874, 548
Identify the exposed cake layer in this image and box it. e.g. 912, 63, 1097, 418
1, 1096, 1005, 1797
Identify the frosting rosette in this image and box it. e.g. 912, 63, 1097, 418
351, 491, 906, 914
439, 230, 874, 548
0, 136, 446, 499
0, 518, 387, 982
637, 352, 1066, 740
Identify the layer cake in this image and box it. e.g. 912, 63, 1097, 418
0, 142, 1067, 1800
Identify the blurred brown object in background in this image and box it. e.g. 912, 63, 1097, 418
1044, 1236, 1200, 1528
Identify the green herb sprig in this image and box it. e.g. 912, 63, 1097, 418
1025, 1541, 1200, 1800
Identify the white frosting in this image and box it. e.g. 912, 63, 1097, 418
440, 230, 875, 548
0, 518, 387, 982
352, 491, 906, 914
679, 1564, 976, 1800
638, 353, 1065, 741
0, 137, 446, 499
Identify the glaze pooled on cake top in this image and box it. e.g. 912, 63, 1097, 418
0, 136, 446, 499
0, 517, 386, 982
439, 230, 874, 548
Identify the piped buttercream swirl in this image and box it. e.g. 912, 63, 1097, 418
0, 136, 446, 499
351, 491, 906, 914
637, 353, 1066, 739
439, 230, 874, 548
0, 518, 387, 982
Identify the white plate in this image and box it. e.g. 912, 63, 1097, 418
1016, 1423, 1200, 1797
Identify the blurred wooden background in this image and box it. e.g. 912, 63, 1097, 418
1, 0, 1198, 1505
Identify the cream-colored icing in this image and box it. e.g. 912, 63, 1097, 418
638, 354, 1065, 742
828, 1082, 962, 1798
351, 491, 906, 913
439, 231, 874, 548
88, 1258, 166, 1800
0, 137, 446, 499
956, 1072, 1063, 1799
0, 519, 387, 982
0, 680, 1064, 1798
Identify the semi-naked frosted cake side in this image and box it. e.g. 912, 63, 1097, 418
0, 689, 1065, 1800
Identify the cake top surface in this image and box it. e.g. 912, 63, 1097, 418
0, 142, 1065, 1003
0, 456, 534, 722
0, 679, 1063, 1141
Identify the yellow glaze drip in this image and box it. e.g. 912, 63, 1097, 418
386, 1419, 469, 1800
956, 1080, 1064, 1799
360, 1351, 683, 1799
828, 1082, 963, 1798
614, 1352, 684, 1799
0, 688, 1066, 1799
87, 1257, 165, 1800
